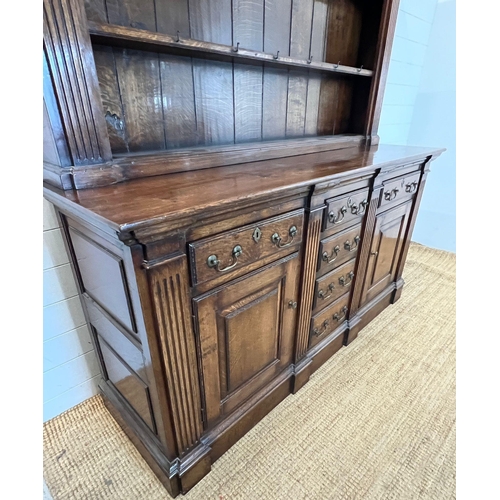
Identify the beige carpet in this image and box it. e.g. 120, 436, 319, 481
43, 243, 456, 499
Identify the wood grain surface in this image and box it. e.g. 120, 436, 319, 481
44, 144, 444, 234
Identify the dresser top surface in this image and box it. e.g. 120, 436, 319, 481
44, 144, 444, 234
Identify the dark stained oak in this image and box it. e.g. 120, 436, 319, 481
43, 0, 112, 165
317, 223, 363, 277
232, 0, 264, 143
99, 337, 157, 432
325, 0, 363, 67
360, 200, 413, 306
193, 253, 300, 427
92, 45, 129, 153
155, 0, 190, 38
146, 254, 204, 454
364, 0, 401, 143
84, 0, 107, 23
262, 0, 291, 140
159, 54, 198, 149
46, 146, 444, 498
44, 144, 444, 236
113, 48, 166, 152
88, 21, 375, 77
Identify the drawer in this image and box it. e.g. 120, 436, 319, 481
309, 294, 349, 348
312, 259, 356, 314
323, 187, 369, 233
378, 171, 420, 211
188, 209, 304, 286
317, 223, 362, 276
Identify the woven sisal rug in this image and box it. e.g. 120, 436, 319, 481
43, 242, 456, 499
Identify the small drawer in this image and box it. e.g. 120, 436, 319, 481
379, 171, 420, 211
323, 187, 369, 233
188, 209, 304, 286
309, 294, 349, 348
312, 259, 356, 314
317, 223, 362, 276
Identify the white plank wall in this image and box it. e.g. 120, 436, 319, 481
43, 199, 100, 422
380, 0, 456, 252
379, 0, 438, 145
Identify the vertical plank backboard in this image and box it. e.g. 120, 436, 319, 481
262, 0, 291, 140
155, 0, 191, 37
114, 48, 166, 152
305, 0, 328, 136
156, 3, 197, 149
233, 0, 264, 143
107, 0, 165, 152
286, 0, 314, 137
93, 45, 129, 153
190, 1, 234, 146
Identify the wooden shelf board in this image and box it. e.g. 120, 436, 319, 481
88, 21, 374, 78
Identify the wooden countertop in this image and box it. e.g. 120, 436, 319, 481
43, 144, 444, 236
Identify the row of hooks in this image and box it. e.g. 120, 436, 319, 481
173, 32, 365, 72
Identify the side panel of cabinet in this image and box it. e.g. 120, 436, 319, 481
360, 201, 412, 305
193, 253, 300, 428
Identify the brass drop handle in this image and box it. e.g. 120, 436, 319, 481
384, 188, 399, 201
313, 320, 330, 337
288, 300, 297, 309
344, 236, 360, 252
317, 283, 335, 300
333, 306, 348, 323
322, 245, 340, 264
405, 181, 418, 193
207, 245, 243, 272
349, 199, 368, 216
328, 206, 347, 224
271, 225, 298, 248
338, 271, 354, 287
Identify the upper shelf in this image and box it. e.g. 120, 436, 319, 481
88, 21, 374, 78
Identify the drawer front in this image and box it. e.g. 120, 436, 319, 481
323, 187, 370, 233
379, 171, 420, 211
313, 259, 356, 314
317, 223, 362, 276
309, 294, 350, 348
189, 209, 304, 286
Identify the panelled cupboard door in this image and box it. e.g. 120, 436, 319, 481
193, 253, 300, 428
361, 201, 413, 305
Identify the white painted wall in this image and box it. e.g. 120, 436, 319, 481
43, 199, 100, 422
43, 0, 455, 422
406, 0, 456, 252
379, 0, 438, 144
379, 0, 456, 252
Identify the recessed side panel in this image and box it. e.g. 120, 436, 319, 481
98, 335, 157, 434
68, 225, 137, 333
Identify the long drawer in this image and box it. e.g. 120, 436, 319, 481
312, 259, 356, 314
188, 209, 304, 286
317, 223, 362, 276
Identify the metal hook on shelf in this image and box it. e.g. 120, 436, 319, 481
273, 50, 280, 60
232, 42, 240, 53
334, 61, 340, 69
175, 30, 180, 42
307, 55, 313, 64
357, 65, 363, 72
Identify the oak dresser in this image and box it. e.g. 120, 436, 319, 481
43, 0, 444, 496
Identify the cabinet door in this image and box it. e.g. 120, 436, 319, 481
361, 202, 413, 305
193, 254, 300, 428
